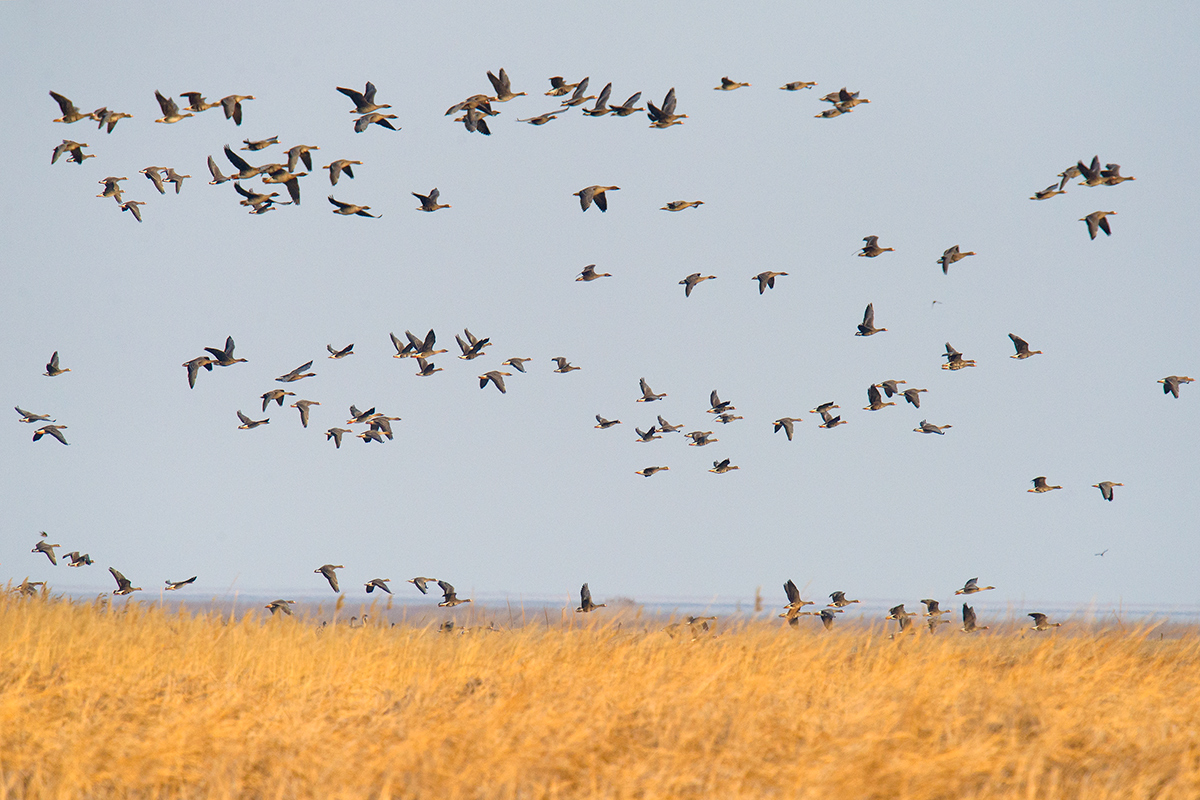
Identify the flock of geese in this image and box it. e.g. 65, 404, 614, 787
23, 69, 1191, 631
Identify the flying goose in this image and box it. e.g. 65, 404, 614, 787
315, 564, 343, 593
15, 407, 54, 424
913, 419, 951, 434
236, 411, 269, 430
595, 415, 622, 429
955, 578, 995, 595
290, 400, 319, 428
865, 384, 896, 411
32, 540, 60, 565
714, 77, 750, 90
354, 112, 399, 133
329, 196, 379, 217
1092, 481, 1123, 502
438, 580, 471, 607
781, 81, 817, 91
635, 466, 669, 477
581, 82, 612, 116
709, 458, 739, 474
574, 185, 619, 212
551, 357, 579, 373
1159, 376, 1194, 398
479, 371, 511, 393
855, 303, 886, 336
942, 342, 976, 370
43, 351, 70, 377
638, 378, 666, 402
662, 200, 704, 212
576, 583, 605, 612
938, 245, 975, 275
413, 188, 450, 212
153, 90, 193, 124
50, 91, 90, 123
1028, 613, 1062, 631
165, 577, 197, 591
1029, 476, 1062, 493
503, 357, 532, 373
752, 271, 788, 294
486, 68, 526, 102
408, 577, 437, 594
858, 235, 894, 257
337, 82, 390, 114
1080, 211, 1116, 239
365, 578, 392, 594
326, 428, 351, 448
51, 139, 92, 165
773, 417, 802, 441
684, 430, 717, 446
32, 425, 69, 444
265, 599, 295, 615
679, 273, 716, 297
109, 567, 142, 595
577, 264, 612, 281
1008, 334, 1042, 359
218, 95, 255, 125
647, 87, 687, 127
276, 361, 315, 382
205, 336, 248, 366
828, 591, 860, 608
322, 159, 361, 186
961, 604, 988, 633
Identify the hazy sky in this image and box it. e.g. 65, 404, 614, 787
4, 1, 1199, 614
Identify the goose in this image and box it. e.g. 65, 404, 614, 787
222, 146, 266, 180
204, 336, 248, 367
545, 76, 580, 96
354, 112, 399, 133
638, 378, 666, 402
679, 273, 716, 297
1008, 334, 1042, 359
1030, 184, 1065, 200
610, 92, 644, 116
773, 417, 802, 441
955, 578, 995, 595
44, 351, 70, 377
315, 565, 343, 593
781, 81, 817, 91
164, 577, 197, 591
551, 357, 579, 373
326, 428, 351, 448
818, 409, 846, 428
920, 599, 947, 616
458, 106, 489, 135
327, 343, 354, 359
236, 411, 269, 430
241, 136, 279, 151
635, 426, 662, 443
661, 200, 704, 211
15, 407, 54, 424
1100, 163, 1135, 185
1057, 164, 1081, 190
1028, 613, 1062, 631
753, 271, 788, 293
709, 458, 739, 474
656, 416, 683, 433
1076, 155, 1106, 187
179, 92, 219, 112
878, 379, 906, 398
865, 384, 896, 411
517, 109, 567, 125
153, 90, 193, 123
276, 361, 315, 382
486, 68, 526, 102
577, 264, 612, 281
455, 329, 491, 359
1159, 376, 1195, 398
415, 358, 442, 377
438, 580, 471, 607
581, 82, 612, 116
265, 599, 295, 615
337, 82, 390, 114
290, 400, 319, 428
1092, 481, 1123, 501
828, 591, 860, 608
261, 166, 303, 205
322, 159, 362, 186
901, 388, 927, 408
51, 140, 91, 165
716, 413, 742, 424
50, 91, 90, 123
913, 419, 950, 434
33, 425, 69, 444
820, 609, 839, 630
66, 551, 93, 567
1029, 476, 1062, 493
961, 604, 988, 633
479, 371, 511, 393
218, 95, 254, 125
119, 201, 145, 222
858, 235, 894, 257
809, 402, 839, 416
347, 405, 377, 424
855, 303, 886, 336
928, 616, 950, 633
141, 166, 168, 194
109, 567, 142, 595
574, 185, 619, 212
560, 77, 595, 107
576, 583, 605, 612
714, 77, 750, 90
365, 578, 392, 594
503, 357, 532, 373
261, 389, 295, 410
938, 245, 976, 275
684, 430, 717, 446
32, 540, 60, 565
1080, 211, 1116, 239
647, 87, 687, 127
708, 390, 734, 414
329, 196, 379, 217
595, 415, 621, 429
941, 342, 975, 370
408, 577, 437, 594
413, 188, 450, 212
635, 466, 669, 477
97, 176, 127, 203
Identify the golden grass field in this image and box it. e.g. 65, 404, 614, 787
2, 591, 1199, 799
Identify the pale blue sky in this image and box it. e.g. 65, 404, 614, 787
3, 1, 1199, 613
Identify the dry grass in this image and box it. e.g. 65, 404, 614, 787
1, 593, 1199, 799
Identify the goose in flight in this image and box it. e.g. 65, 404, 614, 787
165, 577, 197, 591
365, 578, 392, 594
153, 90, 193, 124
574, 185, 619, 212
858, 235, 894, 257
820, 609, 839, 631
581, 82, 613, 116
938, 245, 975, 275
1028, 613, 1062, 631
327, 343, 354, 359
44, 351, 70, 377
205, 336, 248, 367
97, 175, 127, 203
773, 417, 802, 441
329, 196, 379, 217
647, 87, 687, 127
942, 342, 975, 370
236, 411, 269, 430
551, 357, 580, 373
413, 188, 450, 212
828, 591, 859, 608
15, 407, 54, 424
709, 458, 739, 474
635, 426, 662, 443
337, 82, 391, 114
545, 76, 580, 96
920, 599, 948, 616
656, 416, 683, 433
51, 139, 92, 165
855, 303, 886, 336
322, 159, 362, 186
315, 564, 343, 593
32, 540, 60, 565
818, 409, 846, 428
33, 425, 69, 444
961, 604, 988, 633
479, 371, 511, 393
1158, 375, 1194, 398
865, 384, 896, 411
503, 357, 532, 373
913, 419, 951, 434
1080, 210, 1116, 239
752, 271, 788, 294
50, 91, 91, 123
708, 391, 734, 414
1008, 334, 1042, 359
182, 356, 214, 389
276, 361, 315, 382
577, 264, 612, 282
109, 567, 142, 596
408, 577, 437, 594
438, 580, 471, 607
576, 583, 606, 612
261, 389, 296, 411
955, 578, 995, 595
611, 92, 645, 116
180, 92, 219, 112
326, 428, 351, 448
517, 109, 567, 125
487, 68, 526, 102
679, 273, 716, 297
1030, 184, 1065, 201
66, 551, 93, 567
638, 378, 666, 402
290, 400, 319, 428
594, 415, 621, 429
684, 430, 717, 446
635, 466, 669, 477
1092, 481, 1123, 502
219, 95, 255, 125
714, 77, 750, 91
661, 200, 704, 212
1028, 476, 1062, 493
265, 599, 295, 615
780, 81, 817, 91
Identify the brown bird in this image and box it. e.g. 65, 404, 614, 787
50, 91, 91, 123
955, 578, 995, 595
576, 583, 606, 612
438, 580, 471, 607
819, 609, 839, 631
1009, 334, 1042, 359
218, 95, 255, 125
1028, 613, 1062, 631
1159, 376, 1195, 398
276, 361, 315, 382
709, 458, 739, 474
638, 378, 666, 402
413, 188, 450, 212
1092, 481, 1123, 502
773, 417, 802, 441
32, 540, 60, 565
337, 82, 390, 114
828, 591, 859, 608
941, 342, 976, 370
408, 577, 437, 594
479, 371, 511, 393
865, 384, 896, 411
938, 245, 976, 275
1080, 211, 1116, 239
153, 90, 193, 124
180, 92, 219, 112
487, 68, 526, 102
315, 564, 343, 593
365, 578, 392, 594
679, 273, 716, 297
321, 159, 362, 186
15, 407, 54, 424
503, 357, 532, 373
44, 351, 70, 377
635, 466, 669, 477
1029, 476, 1062, 493
920, 599, 948, 616
1030, 184, 1066, 201
51, 139, 92, 165
901, 388, 928, 408
261, 389, 296, 411
647, 87, 687, 128
714, 77, 750, 91
574, 185, 619, 212
913, 419, 951, 435
752, 271, 788, 294
635, 426, 662, 443
577, 264, 612, 282
781, 81, 817, 91
236, 411, 269, 430
329, 196, 379, 218
32, 425, 69, 445
265, 599, 295, 615
855, 303, 886, 336
109, 567, 142, 596
595, 415, 622, 430
961, 604, 988, 633
545, 76, 580, 96
656, 416, 683, 433
684, 430, 717, 446
290, 400, 320, 428
551, 357, 579, 373
165, 577, 197, 591
858, 235, 894, 257
662, 200, 704, 212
